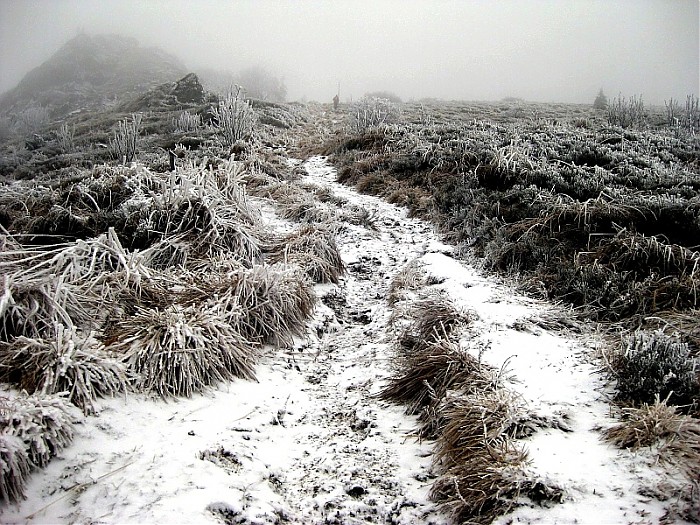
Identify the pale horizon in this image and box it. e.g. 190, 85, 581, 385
1, 0, 698, 105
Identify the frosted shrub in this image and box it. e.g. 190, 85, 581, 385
606, 94, 646, 128
172, 110, 201, 133
110, 113, 142, 164
56, 122, 75, 153
16, 105, 49, 134
614, 330, 698, 406
350, 97, 401, 133
665, 95, 700, 135
211, 87, 256, 146
684, 94, 700, 133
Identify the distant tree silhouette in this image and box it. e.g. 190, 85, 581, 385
593, 89, 608, 110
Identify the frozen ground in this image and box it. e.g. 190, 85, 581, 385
1, 156, 689, 524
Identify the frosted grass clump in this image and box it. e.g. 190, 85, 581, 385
0, 323, 128, 415
108, 301, 258, 398
614, 330, 698, 406
211, 87, 256, 146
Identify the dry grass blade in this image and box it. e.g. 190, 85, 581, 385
0, 324, 128, 415
108, 302, 258, 398
611, 232, 700, 278
665, 421, 700, 484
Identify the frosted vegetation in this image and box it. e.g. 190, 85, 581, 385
0, 85, 698, 523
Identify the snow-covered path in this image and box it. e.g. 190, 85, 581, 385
2, 156, 683, 524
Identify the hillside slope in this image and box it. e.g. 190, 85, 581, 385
0, 33, 187, 119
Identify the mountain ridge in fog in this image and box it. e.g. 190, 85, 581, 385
0, 33, 187, 119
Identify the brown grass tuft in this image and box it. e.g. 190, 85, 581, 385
430, 457, 562, 525
379, 338, 485, 415
266, 225, 345, 284
604, 398, 700, 482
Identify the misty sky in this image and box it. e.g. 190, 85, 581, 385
0, 0, 698, 104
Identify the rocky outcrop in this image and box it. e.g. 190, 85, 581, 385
119, 73, 207, 112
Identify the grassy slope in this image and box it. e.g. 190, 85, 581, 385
314, 101, 700, 342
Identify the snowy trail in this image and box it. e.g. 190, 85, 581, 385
2, 156, 680, 524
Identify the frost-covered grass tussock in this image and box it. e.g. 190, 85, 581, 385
0, 392, 77, 504
0, 137, 335, 503
380, 266, 564, 523
0, 324, 127, 415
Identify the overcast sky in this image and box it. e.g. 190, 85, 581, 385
0, 0, 697, 104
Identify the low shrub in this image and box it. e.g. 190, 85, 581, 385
211, 87, 256, 146
612, 330, 698, 406
349, 97, 401, 133
172, 110, 202, 133
110, 113, 142, 164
